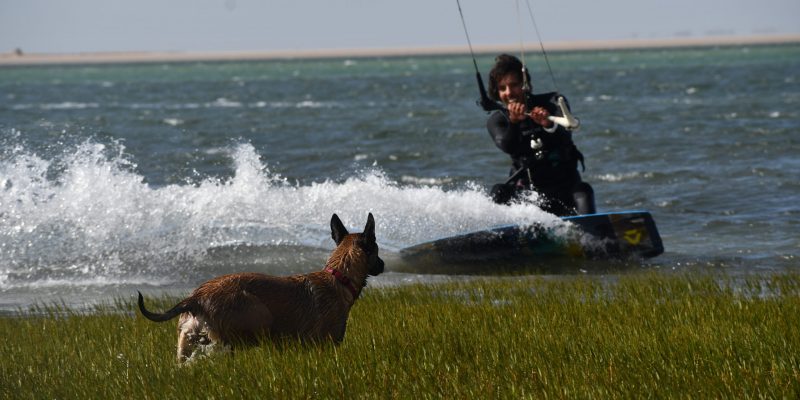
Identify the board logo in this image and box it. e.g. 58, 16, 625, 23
623, 228, 643, 245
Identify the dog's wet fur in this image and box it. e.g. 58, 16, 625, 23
138, 213, 384, 363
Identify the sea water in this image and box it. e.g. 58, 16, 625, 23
1, 44, 798, 312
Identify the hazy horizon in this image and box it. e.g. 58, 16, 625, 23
2, 0, 799, 55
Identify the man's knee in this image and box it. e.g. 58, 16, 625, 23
490, 183, 516, 205
573, 181, 596, 215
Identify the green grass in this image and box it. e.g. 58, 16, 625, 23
2, 272, 799, 399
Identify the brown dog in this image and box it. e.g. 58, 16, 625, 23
138, 213, 384, 363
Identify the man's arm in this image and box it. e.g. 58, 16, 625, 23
487, 112, 523, 155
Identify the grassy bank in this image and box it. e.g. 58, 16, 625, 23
2, 272, 799, 398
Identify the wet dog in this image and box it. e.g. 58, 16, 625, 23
137, 213, 384, 363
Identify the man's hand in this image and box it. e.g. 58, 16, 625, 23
508, 103, 554, 128
507, 101, 528, 123
530, 106, 554, 128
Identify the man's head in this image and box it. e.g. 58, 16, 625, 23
488, 54, 532, 104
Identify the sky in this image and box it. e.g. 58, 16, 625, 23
1, 0, 799, 54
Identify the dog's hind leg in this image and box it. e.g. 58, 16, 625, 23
176, 313, 197, 363
176, 313, 212, 364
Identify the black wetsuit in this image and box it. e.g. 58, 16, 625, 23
486, 92, 596, 216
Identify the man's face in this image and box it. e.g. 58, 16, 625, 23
497, 74, 526, 106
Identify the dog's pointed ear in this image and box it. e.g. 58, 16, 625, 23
364, 213, 376, 243
331, 213, 348, 245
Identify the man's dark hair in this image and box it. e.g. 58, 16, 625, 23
487, 54, 531, 101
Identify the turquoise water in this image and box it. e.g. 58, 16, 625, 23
1, 44, 798, 311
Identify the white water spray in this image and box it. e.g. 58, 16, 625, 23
1, 139, 559, 289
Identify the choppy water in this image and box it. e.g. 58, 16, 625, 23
1, 44, 798, 312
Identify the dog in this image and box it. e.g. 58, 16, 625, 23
137, 213, 384, 363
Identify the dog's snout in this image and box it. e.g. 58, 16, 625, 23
370, 257, 385, 276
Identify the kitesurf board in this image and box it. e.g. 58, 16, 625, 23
399, 211, 663, 268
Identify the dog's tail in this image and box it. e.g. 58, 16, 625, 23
137, 291, 192, 322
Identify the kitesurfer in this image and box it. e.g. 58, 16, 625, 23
486, 54, 595, 216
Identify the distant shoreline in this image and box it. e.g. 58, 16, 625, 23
2, 34, 799, 66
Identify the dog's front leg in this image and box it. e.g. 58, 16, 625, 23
328, 318, 348, 343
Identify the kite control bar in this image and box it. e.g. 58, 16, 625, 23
547, 96, 580, 130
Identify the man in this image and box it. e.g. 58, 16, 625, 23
486, 54, 595, 216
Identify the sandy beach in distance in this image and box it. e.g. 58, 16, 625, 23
1, 34, 799, 66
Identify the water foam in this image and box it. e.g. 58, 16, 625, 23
1, 138, 559, 289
